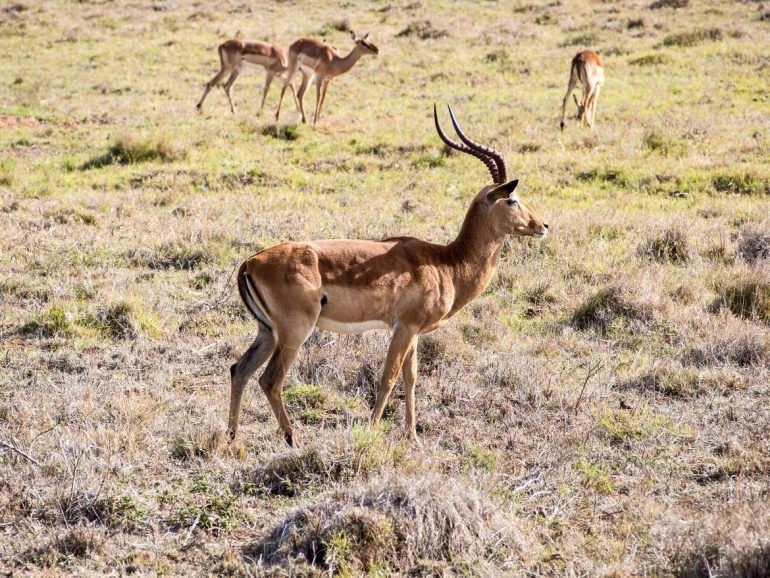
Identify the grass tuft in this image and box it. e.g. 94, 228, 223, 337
261, 124, 300, 141
630, 53, 668, 66
570, 285, 655, 333
737, 225, 770, 264
397, 20, 448, 39
251, 474, 519, 574
21, 305, 73, 337
711, 274, 770, 323
638, 223, 691, 263
81, 135, 182, 169
662, 28, 724, 48
712, 173, 769, 196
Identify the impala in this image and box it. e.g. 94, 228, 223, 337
275, 31, 379, 125
228, 105, 549, 446
196, 37, 297, 114
560, 50, 604, 130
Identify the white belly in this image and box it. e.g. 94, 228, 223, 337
316, 317, 389, 334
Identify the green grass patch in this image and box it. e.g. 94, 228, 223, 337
81, 135, 183, 169
21, 305, 74, 337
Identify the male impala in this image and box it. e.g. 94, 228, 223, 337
560, 50, 604, 130
196, 37, 297, 114
227, 105, 549, 446
275, 31, 379, 125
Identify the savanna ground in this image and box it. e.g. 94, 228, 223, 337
1, 0, 769, 575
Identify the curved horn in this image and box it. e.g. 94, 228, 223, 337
447, 105, 507, 183
434, 104, 500, 183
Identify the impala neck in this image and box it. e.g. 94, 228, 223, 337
334, 46, 365, 75
445, 202, 507, 290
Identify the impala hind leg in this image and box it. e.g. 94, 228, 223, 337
402, 338, 419, 442
197, 66, 231, 111
295, 73, 311, 124
259, 72, 275, 114
228, 326, 277, 439
560, 70, 578, 131
275, 56, 298, 121
223, 67, 241, 114
258, 345, 303, 447
588, 84, 601, 128
372, 325, 418, 424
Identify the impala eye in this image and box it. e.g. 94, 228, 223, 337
507, 199, 519, 207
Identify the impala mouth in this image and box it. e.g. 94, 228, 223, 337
533, 230, 548, 239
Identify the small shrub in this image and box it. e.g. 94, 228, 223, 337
711, 275, 770, 323
397, 20, 448, 40
662, 28, 723, 48
630, 53, 668, 66
81, 136, 182, 169
712, 173, 769, 196
737, 225, 770, 264
638, 223, 691, 263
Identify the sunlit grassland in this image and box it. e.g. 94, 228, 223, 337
1, 0, 769, 575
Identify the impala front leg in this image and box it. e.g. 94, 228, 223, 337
402, 338, 419, 442
372, 324, 417, 423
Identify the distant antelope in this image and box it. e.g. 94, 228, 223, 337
227, 105, 549, 446
196, 38, 297, 114
560, 50, 604, 130
275, 31, 380, 125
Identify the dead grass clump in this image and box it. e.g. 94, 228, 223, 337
59, 493, 148, 531
81, 135, 182, 169
570, 285, 655, 333
397, 20, 448, 40
638, 223, 691, 263
251, 474, 518, 574
170, 429, 235, 461
737, 225, 770, 264
711, 274, 770, 323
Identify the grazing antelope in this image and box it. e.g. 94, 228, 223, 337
196, 38, 298, 114
560, 50, 604, 130
227, 105, 549, 446
275, 31, 380, 125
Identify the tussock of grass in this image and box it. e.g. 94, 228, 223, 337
251, 475, 519, 575
127, 241, 210, 270
711, 274, 770, 323
261, 124, 300, 141
25, 526, 105, 566
570, 285, 655, 333
737, 225, 770, 264
60, 492, 148, 531
649, 0, 689, 8
21, 305, 73, 337
712, 173, 769, 196
397, 20, 448, 39
85, 302, 137, 339
661, 508, 770, 578
638, 223, 691, 263
81, 135, 182, 169
0, 157, 15, 186
686, 333, 769, 367
644, 130, 681, 156
662, 28, 724, 48
630, 53, 668, 66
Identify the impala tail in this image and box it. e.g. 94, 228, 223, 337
237, 262, 273, 331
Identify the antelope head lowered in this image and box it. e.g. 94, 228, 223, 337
228, 105, 548, 446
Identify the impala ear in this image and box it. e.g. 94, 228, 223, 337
350, 30, 357, 41
486, 179, 519, 202
363, 32, 371, 40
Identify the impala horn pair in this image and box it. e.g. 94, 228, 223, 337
433, 103, 508, 184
